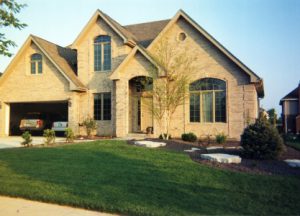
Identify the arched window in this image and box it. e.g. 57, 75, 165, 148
94, 35, 111, 71
189, 78, 226, 123
30, 53, 42, 74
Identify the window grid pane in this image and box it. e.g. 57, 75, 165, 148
94, 44, 102, 71
103, 93, 111, 120
215, 91, 226, 122
31, 62, 36, 74
103, 43, 111, 71
94, 94, 102, 120
38, 61, 42, 74
190, 93, 200, 122
190, 78, 226, 91
202, 92, 213, 122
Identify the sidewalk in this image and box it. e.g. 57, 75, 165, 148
0, 196, 117, 216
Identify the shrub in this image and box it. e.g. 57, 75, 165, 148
82, 117, 97, 138
216, 133, 227, 144
159, 133, 171, 140
65, 128, 75, 143
43, 129, 56, 145
241, 119, 285, 159
181, 132, 197, 142
21, 131, 32, 147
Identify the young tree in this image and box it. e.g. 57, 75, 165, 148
146, 38, 199, 140
0, 0, 27, 57
267, 108, 277, 126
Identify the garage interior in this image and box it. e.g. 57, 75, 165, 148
9, 101, 68, 136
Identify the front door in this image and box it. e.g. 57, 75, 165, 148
132, 96, 141, 132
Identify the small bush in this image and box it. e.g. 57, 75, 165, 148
65, 128, 75, 143
82, 117, 97, 138
21, 131, 32, 147
181, 132, 197, 142
159, 133, 171, 140
216, 133, 227, 144
241, 119, 285, 159
43, 129, 56, 145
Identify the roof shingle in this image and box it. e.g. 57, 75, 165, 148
124, 19, 170, 47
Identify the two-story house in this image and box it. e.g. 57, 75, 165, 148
0, 9, 264, 139
280, 82, 300, 134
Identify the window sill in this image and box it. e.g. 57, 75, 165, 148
29, 73, 43, 76
188, 122, 227, 124
94, 70, 111, 73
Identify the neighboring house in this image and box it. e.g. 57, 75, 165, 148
280, 83, 300, 134
0, 9, 264, 139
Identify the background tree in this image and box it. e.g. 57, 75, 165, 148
267, 108, 277, 126
0, 0, 27, 57
146, 38, 200, 140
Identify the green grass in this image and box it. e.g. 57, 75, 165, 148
286, 140, 300, 151
0, 140, 299, 215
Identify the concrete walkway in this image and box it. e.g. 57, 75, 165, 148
0, 196, 117, 216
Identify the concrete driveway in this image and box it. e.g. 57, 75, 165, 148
0, 136, 66, 149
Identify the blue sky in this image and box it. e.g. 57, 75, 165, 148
1, 0, 299, 114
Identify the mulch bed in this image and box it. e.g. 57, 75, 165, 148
135, 138, 300, 177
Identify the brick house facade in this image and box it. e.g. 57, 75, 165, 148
0, 10, 264, 139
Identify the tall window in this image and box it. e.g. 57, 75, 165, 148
94, 93, 111, 120
30, 53, 42, 74
189, 78, 226, 123
94, 35, 111, 71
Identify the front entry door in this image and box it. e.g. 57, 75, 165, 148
132, 96, 141, 132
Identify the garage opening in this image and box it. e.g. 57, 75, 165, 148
9, 101, 68, 136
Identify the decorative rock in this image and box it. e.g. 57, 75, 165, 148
206, 146, 224, 150
184, 149, 195, 152
284, 159, 300, 168
134, 141, 166, 148
201, 153, 241, 164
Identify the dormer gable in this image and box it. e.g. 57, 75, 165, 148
71, 10, 136, 49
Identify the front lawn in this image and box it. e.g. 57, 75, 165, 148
0, 140, 299, 215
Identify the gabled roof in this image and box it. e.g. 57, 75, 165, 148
0, 35, 86, 91
124, 19, 170, 47
147, 9, 264, 97
31, 35, 85, 90
280, 87, 299, 105
71, 10, 137, 48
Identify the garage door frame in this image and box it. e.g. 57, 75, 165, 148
7, 100, 69, 136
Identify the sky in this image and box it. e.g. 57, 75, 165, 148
0, 0, 299, 114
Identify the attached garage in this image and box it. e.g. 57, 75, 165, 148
9, 101, 68, 135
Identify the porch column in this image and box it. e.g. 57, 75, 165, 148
115, 79, 129, 137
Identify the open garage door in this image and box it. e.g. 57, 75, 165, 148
9, 101, 68, 136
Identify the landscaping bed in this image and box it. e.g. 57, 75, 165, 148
135, 138, 300, 177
